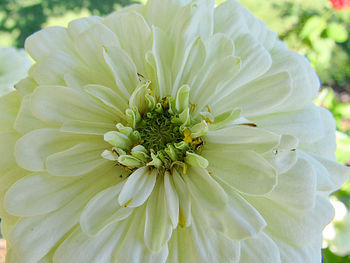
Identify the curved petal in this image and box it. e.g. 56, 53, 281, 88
204, 150, 277, 195
184, 167, 227, 210
80, 182, 133, 236
205, 125, 280, 154
118, 167, 157, 207
240, 233, 281, 263
46, 142, 108, 177
15, 129, 87, 172
144, 178, 173, 252
31, 86, 116, 125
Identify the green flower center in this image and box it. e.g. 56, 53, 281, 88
137, 109, 184, 152
102, 80, 210, 173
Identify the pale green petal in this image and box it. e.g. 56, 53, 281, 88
104, 11, 151, 74
31, 51, 78, 86
266, 158, 316, 210
46, 142, 108, 177
205, 150, 277, 195
0, 131, 21, 172
164, 172, 179, 228
74, 23, 120, 71
25, 26, 73, 61
147, 27, 174, 97
0, 91, 21, 132
85, 84, 128, 120
145, 178, 173, 252
247, 195, 334, 247
61, 120, 115, 135
205, 125, 280, 154
184, 167, 227, 210
14, 94, 48, 133
172, 170, 192, 227
102, 45, 138, 100
240, 233, 281, 263
189, 199, 241, 263
31, 86, 116, 125
118, 166, 157, 207
67, 16, 103, 38
271, 235, 322, 263
15, 128, 86, 172
80, 183, 133, 236
251, 104, 324, 144
208, 181, 266, 240
167, 227, 196, 263
5, 173, 87, 217
8, 170, 117, 263
219, 72, 292, 117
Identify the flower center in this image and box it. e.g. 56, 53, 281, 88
102, 80, 210, 174
137, 109, 184, 152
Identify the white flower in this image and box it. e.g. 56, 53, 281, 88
0, 46, 31, 96
0, 0, 349, 262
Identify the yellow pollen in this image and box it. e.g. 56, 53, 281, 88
184, 129, 192, 143
189, 103, 197, 113
179, 206, 186, 228
205, 104, 211, 113
123, 199, 133, 207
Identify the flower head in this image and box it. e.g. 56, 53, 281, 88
1, 0, 349, 262
0, 46, 31, 95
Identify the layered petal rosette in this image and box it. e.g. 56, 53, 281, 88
0, 0, 349, 262
0, 46, 31, 96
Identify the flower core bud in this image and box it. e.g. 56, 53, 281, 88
102, 81, 209, 174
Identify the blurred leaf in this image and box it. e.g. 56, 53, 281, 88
300, 16, 326, 39
336, 131, 350, 165
327, 23, 349, 43
334, 103, 350, 117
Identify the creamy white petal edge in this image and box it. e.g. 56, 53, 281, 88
0, 0, 349, 263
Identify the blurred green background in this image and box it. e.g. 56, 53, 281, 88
0, 0, 349, 261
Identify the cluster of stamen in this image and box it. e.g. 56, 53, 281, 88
102, 80, 209, 174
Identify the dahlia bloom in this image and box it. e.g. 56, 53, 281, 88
0, 46, 31, 96
329, 0, 350, 10
0, 0, 349, 262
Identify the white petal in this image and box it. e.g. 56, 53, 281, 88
184, 167, 227, 210
104, 11, 151, 74
164, 172, 179, 228
0, 131, 20, 172
266, 158, 316, 210
25, 26, 73, 61
118, 167, 157, 207
60, 120, 115, 135
247, 195, 334, 247
15, 128, 85, 172
8, 171, 116, 263
189, 199, 241, 263
31, 86, 115, 125
172, 170, 192, 227
205, 125, 280, 154
85, 84, 128, 120
208, 181, 266, 241
144, 178, 173, 252
46, 142, 108, 176
167, 227, 196, 263
220, 72, 292, 117
5, 174, 87, 217
240, 233, 281, 263
204, 150, 277, 195
102, 45, 138, 100
67, 16, 103, 38
0, 91, 21, 132
251, 104, 324, 144
14, 94, 47, 134
80, 183, 133, 236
